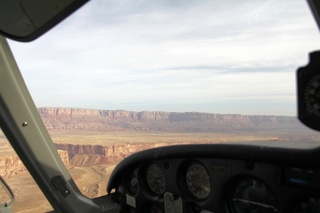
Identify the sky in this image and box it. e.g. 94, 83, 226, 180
7, 0, 320, 116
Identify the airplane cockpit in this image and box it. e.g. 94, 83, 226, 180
1, 0, 320, 213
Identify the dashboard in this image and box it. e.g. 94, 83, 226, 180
106, 143, 320, 213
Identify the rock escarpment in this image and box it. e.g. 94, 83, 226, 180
55, 142, 181, 167
0, 150, 69, 177
0, 107, 312, 176
0, 142, 183, 177
0, 155, 25, 177
38, 107, 304, 132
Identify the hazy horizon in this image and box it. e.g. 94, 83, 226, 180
37, 106, 298, 117
7, 0, 320, 116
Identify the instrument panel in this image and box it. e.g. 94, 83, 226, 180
107, 144, 320, 213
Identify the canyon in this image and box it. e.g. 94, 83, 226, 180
38, 107, 306, 133
1, 107, 318, 178
1, 107, 319, 212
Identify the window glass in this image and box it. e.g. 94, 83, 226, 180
4, 0, 320, 207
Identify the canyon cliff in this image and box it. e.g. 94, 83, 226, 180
0, 107, 314, 177
0, 150, 69, 177
0, 142, 184, 176
54, 142, 186, 167
38, 107, 305, 133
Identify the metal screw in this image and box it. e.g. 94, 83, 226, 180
22, 122, 28, 127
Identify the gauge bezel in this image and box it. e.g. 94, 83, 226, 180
226, 176, 279, 213
179, 161, 212, 201
143, 162, 166, 196
125, 171, 140, 196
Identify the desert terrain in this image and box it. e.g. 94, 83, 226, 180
1, 131, 282, 212
1, 107, 320, 212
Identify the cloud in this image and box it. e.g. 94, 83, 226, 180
7, 0, 320, 116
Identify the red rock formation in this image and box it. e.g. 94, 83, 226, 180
55, 142, 191, 167
0, 150, 69, 177
38, 107, 305, 132
0, 155, 25, 177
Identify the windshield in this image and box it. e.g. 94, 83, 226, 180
8, 0, 320, 115
2, 0, 320, 212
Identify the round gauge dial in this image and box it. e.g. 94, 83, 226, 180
146, 163, 166, 195
126, 173, 139, 195
229, 178, 279, 213
304, 74, 320, 117
185, 163, 211, 200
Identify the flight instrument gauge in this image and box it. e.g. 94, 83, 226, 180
297, 51, 320, 131
145, 163, 166, 195
302, 74, 320, 117
185, 163, 211, 200
228, 177, 279, 213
